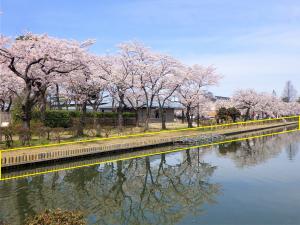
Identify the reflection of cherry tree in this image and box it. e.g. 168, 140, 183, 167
0, 151, 219, 225
216, 132, 300, 167
80, 153, 219, 225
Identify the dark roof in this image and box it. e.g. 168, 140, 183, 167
101, 101, 184, 109
213, 96, 230, 101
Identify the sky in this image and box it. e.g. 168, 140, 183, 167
1, 0, 300, 97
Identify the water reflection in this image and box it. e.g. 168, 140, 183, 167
1, 131, 300, 225
0, 150, 220, 225
216, 132, 300, 167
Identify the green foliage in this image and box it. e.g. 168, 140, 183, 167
44, 111, 72, 128
216, 107, 241, 123
68, 110, 81, 118
11, 98, 41, 122
13, 124, 32, 146
2, 126, 14, 148
12, 107, 136, 128
227, 107, 241, 122
86, 111, 135, 118
216, 107, 228, 121
11, 98, 23, 122
123, 112, 136, 118
43, 110, 136, 128
25, 209, 86, 225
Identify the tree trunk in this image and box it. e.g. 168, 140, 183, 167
186, 106, 193, 128
112, 98, 116, 112
0, 100, 4, 112
135, 109, 140, 127
159, 108, 167, 130
144, 107, 151, 131
21, 102, 31, 130
196, 104, 200, 127
244, 108, 250, 121
77, 101, 87, 136
40, 92, 47, 122
55, 84, 61, 110
181, 110, 185, 123
19, 83, 38, 145
117, 105, 124, 131
21, 103, 31, 145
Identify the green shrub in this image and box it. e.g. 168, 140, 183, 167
216, 107, 241, 123
93, 112, 117, 118
85, 111, 135, 118
227, 107, 241, 122
11, 101, 41, 122
68, 110, 81, 118
217, 107, 228, 121
44, 111, 72, 128
2, 126, 14, 148
123, 112, 136, 118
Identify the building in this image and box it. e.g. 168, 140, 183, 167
100, 102, 183, 123
50, 98, 183, 123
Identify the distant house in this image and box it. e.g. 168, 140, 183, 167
100, 102, 183, 123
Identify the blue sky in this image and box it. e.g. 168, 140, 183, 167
1, 0, 300, 96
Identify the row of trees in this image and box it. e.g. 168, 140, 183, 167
0, 33, 299, 136
216, 89, 300, 121
0, 33, 221, 134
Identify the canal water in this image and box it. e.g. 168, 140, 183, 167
1, 131, 300, 225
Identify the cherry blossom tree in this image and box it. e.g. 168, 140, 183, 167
116, 41, 185, 130
153, 56, 182, 130
115, 41, 154, 130
0, 65, 24, 112
125, 85, 145, 127
231, 89, 300, 120
254, 93, 280, 118
0, 33, 91, 131
98, 55, 133, 130
215, 99, 234, 111
191, 99, 214, 126
231, 89, 261, 120
64, 54, 108, 136
176, 64, 220, 128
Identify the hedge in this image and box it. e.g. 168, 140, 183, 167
44, 111, 72, 128
12, 110, 136, 128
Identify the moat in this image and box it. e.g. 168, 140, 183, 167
1, 130, 300, 225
